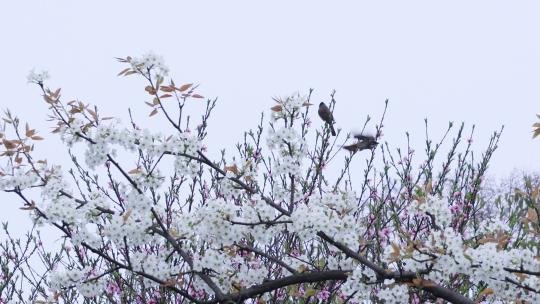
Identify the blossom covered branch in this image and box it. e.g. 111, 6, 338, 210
0, 54, 538, 304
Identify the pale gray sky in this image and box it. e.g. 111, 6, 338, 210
1, 1, 540, 234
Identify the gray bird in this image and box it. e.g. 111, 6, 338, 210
353, 134, 375, 141
318, 102, 336, 136
343, 134, 378, 153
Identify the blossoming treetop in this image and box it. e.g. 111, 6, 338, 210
0, 53, 538, 303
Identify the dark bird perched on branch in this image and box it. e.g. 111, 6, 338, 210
318, 102, 336, 136
343, 134, 378, 153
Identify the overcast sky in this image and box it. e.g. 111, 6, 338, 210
1, 1, 540, 235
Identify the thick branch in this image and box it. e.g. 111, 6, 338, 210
317, 231, 473, 304
217, 270, 347, 303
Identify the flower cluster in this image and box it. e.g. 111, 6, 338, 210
174, 157, 200, 178
269, 92, 308, 121
266, 127, 306, 157
291, 191, 360, 247
190, 197, 244, 246
341, 266, 377, 301
0, 168, 39, 191
130, 51, 169, 77
49, 267, 105, 298
60, 122, 203, 172
26, 68, 50, 84
376, 281, 409, 304
267, 126, 307, 182
412, 196, 453, 228
383, 195, 540, 303
130, 252, 180, 284
103, 192, 154, 246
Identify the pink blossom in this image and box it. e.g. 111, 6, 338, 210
316, 288, 330, 300
276, 289, 286, 300
297, 285, 306, 297
450, 204, 461, 213
378, 227, 391, 241
338, 290, 347, 300
412, 292, 421, 303
105, 282, 121, 295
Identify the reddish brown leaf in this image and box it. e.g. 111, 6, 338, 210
43, 95, 54, 104
145, 86, 156, 95
2, 139, 16, 149
20, 200, 36, 211
178, 83, 193, 92
479, 288, 494, 296
128, 168, 141, 174
526, 208, 538, 223
192, 94, 204, 99
270, 105, 283, 112
122, 209, 133, 222
51, 88, 61, 98
161, 279, 178, 287
225, 164, 239, 174
87, 108, 98, 121
117, 68, 131, 76
25, 124, 36, 137
391, 242, 400, 257
160, 86, 174, 92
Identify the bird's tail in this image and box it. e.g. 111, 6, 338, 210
330, 124, 336, 136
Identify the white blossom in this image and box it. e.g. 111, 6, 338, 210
27, 68, 50, 84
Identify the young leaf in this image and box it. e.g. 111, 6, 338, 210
270, 105, 283, 112
179, 83, 193, 92
117, 68, 131, 76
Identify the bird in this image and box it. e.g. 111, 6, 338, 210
343, 134, 378, 153
318, 102, 336, 136
353, 134, 375, 141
